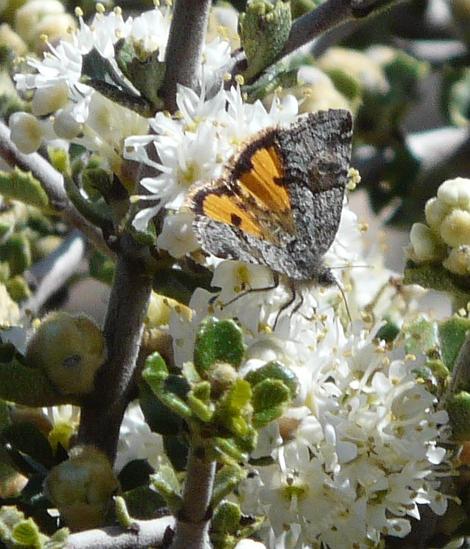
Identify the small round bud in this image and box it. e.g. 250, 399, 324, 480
26, 312, 106, 396
437, 177, 470, 210
443, 245, 470, 275
440, 209, 470, 248
53, 108, 83, 140
408, 223, 446, 262
45, 446, 119, 531
424, 197, 450, 233
15, 0, 65, 44
0, 23, 27, 56
31, 82, 69, 117
9, 112, 43, 154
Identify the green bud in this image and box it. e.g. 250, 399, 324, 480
0, 232, 32, 275
45, 446, 119, 531
239, 0, 292, 80
6, 274, 30, 302
26, 312, 107, 396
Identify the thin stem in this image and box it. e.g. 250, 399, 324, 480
66, 516, 175, 549
229, 0, 396, 82
0, 121, 112, 257
22, 230, 86, 315
170, 448, 216, 549
77, 253, 153, 461
161, 0, 212, 112
448, 332, 470, 396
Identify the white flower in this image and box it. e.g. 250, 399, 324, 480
156, 211, 200, 258
115, 401, 164, 473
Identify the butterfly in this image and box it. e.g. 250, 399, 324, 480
187, 109, 353, 315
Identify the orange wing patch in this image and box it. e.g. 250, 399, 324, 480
238, 146, 290, 214
201, 193, 263, 238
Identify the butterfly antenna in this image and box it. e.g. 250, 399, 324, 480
333, 278, 352, 325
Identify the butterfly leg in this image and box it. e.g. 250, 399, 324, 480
272, 279, 298, 330
210, 272, 280, 310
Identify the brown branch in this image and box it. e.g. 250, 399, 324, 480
77, 252, 153, 461
66, 516, 174, 549
170, 448, 216, 549
229, 0, 397, 83
0, 121, 112, 257
161, 0, 212, 112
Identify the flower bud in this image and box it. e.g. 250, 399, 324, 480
440, 209, 470, 248
9, 112, 43, 154
408, 223, 446, 262
45, 446, 119, 531
156, 211, 200, 259
443, 245, 470, 275
424, 197, 450, 233
14, 0, 65, 44
437, 177, 470, 210
26, 312, 106, 396
53, 108, 83, 140
0, 23, 27, 55
31, 82, 69, 117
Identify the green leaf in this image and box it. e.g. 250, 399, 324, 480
244, 361, 298, 398
403, 316, 439, 357
122, 485, 166, 520
115, 39, 165, 109
0, 168, 49, 210
118, 459, 154, 492
2, 422, 54, 469
89, 251, 115, 285
163, 434, 188, 472
375, 318, 401, 343
447, 391, 470, 440
212, 465, 247, 508
151, 465, 183, 513
139, 381, 182, 436
212, 500, 242, 534
403, 261, 470, 304
194, 317, 245, 374
0, 233, 32, 275
252, 379, 290, 428
438, 317, 470, 371
0, 358, 68, 407
12, 517, 43, 547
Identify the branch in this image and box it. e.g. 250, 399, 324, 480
161, 0, 212, 112
170, 448, 216, 549
0, 121, 112, 257
22, 230, 87, 315
66, 516, 174, 549
229, 0, 396, 82
77, 252, 153, 461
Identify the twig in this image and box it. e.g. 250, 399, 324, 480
0, 121, 112, 257
229, 0, 396, 83
161, 0, 212, 112
77, 253, 153, 461
66, 516, 175, 549
22, 230, 87, 315
170, 448, 216, 549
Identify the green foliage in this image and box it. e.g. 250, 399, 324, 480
239, 0, 292, 80
150, 464, 183, 513
194, 317, 245, 374
0, 168, 49, 210
447, 391, 470, 440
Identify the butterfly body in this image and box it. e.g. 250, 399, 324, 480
188, 109, 353, 285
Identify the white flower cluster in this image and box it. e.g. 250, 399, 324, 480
408, 177, 470, 276
10, 4, 230, 170
169, 260, 448, 548
125, 85, 299, 246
